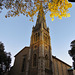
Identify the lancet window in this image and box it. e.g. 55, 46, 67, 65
45, 54, 48, 68
34, 32, 40, 42
44, 35, 47, 43
33, 54, 37, 67
21, 55, 26, 72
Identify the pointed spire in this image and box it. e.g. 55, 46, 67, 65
35, 4, 47, 30
36, 9, 45, 24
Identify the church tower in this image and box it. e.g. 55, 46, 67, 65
28, 10, 53, 75
9, 6, 72, 75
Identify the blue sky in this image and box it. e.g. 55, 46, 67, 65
0, 3, 75, 66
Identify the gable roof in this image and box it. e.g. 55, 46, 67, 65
14, 46, 30, 57
14, 46, 71, 67
52, 55, 71, 67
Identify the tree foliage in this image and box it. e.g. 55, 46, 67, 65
0, 0, 72, 21
68, 40, 75, 57
68, 40, 75, 69
0, 42, 11, 74
71, 40, 75, 48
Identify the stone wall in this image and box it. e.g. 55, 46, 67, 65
52, 56, 71, 75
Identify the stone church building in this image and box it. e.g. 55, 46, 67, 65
9, 11, 74, 75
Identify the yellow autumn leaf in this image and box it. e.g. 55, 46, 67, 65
68, 3, 72, 8
32, 20, 34, 22
64, 5, 68, 10
51, 18, 54, 21
50, 13, 54, 18
29, 19, 31, 21
67, 13, 70, 17
54, 13, 58, 17
58, 15, 62, 19
22, 10, 26, 13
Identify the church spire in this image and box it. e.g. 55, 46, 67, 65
34, 5, 47, 30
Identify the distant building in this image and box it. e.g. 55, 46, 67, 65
9, 10, 74, 75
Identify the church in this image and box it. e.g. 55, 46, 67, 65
9, 10, 75, 75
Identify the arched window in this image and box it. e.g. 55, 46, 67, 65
33, 54, 37, 67
34, 33, 40, 42
45, 37, 47, 43
34, 35, 35, 42
45, 54, 48, 60
45, 54, 48, 68
21, 55, 26, 72
36, 33, 37, 41
37, 32, 40, 40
